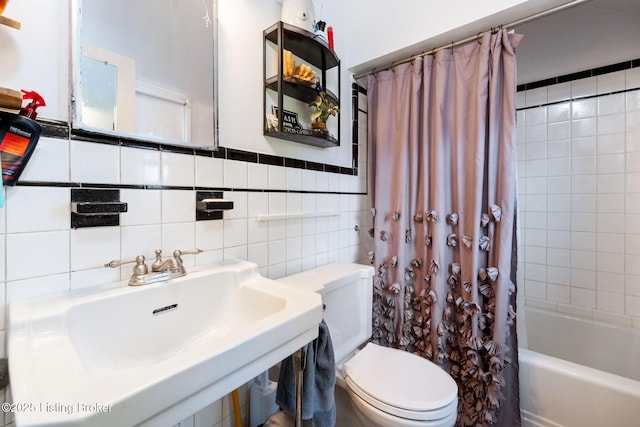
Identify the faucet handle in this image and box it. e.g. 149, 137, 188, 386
175, 248, 203, 257
172, 248, 203, 271
105, 255, 149, 278
105, 255, 146, 269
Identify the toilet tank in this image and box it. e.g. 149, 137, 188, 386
278, 263, 374, 364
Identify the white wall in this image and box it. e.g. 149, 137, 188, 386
343, 0, 571, 73
515, 1, 640, 84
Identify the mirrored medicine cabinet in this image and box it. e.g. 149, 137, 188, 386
70, 0, 218, 150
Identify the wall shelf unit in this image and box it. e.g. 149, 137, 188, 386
263, 21, 341, 148
0, 15, 21, 30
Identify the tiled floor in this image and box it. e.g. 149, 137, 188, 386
335, 385, 366, 427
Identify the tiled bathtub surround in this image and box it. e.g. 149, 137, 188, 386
517, 63, 640, 327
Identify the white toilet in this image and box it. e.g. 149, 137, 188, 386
278, 263, 458, 427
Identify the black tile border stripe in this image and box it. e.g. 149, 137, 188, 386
517, 58, 640, 92
14, 180, 367, 196
38, 122, 359, 176
517, 86, 640, 112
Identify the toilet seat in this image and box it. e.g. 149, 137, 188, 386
343, 343, 458, 421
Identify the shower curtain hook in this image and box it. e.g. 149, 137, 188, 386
477, 32, 482, 43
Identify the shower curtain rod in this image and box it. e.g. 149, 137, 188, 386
353, 0, 589, 80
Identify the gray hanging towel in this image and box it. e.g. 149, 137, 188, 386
276, 319, 336, 427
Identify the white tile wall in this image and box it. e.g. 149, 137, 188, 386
518, 67, 640, 327
1, 101, 372, 427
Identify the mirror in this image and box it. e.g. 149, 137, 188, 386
71, 0, 218, 149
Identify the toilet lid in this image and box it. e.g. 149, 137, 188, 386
343, 343, 458, 420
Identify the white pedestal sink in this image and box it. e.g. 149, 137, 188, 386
8, 259, 323, 426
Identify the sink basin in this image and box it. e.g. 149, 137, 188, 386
8, 259, 323, 426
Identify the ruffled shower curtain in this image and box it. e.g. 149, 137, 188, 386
366, 29, 522, 426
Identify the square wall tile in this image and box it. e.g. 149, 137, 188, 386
598, 93, 626, 115
70, 141, 120, 184
525, 141, 546, 160
161, 222, 196, 256
597, 114, 625, 136
573, 119, 597, 138
547, 283, 570, 304
7, 231, 70, 281
571, 213, 596, 232
572, 98, 597, 119
598, 133, 625, 154
571, 76, 597, 98
597, 174, 624, 194
627, 90, 640, 112
121, 147, 161, 185
269, 239, 286, 265
571, 250, 596, 271
571, 268, 596, 289
524, 280, 546, 299
161, 190, 195, 223
596, 291, 625, 314
598, 154, 624, 174
224, 160, 247, 188
70, 227, 120, 270
628, 110, 640, 133
571, 156, 595, 175
302, 169, 316, 191
525, 107, 547, 126
195, 156, 224, 187
119, 189, 162, 226
571, 287, 596, 308
571, 231, 596, 251
162, 152, 195, 187
525, 125, 547, 144
6, 186, 69, 233
548, 212, 570, 230
525, 87, 547, 107
248, 242, 268, 267
627, 67, 640, 90
548, 85, 571, 104
548, 121, 571, 141
195, 220, 224, 251
247, 218, 269, 244
247, 163, 269, 190
223, 219, 247, 248
626, 234, 640, 255
120, 224, 162, 261
597, 70, 625, 94
547, 139, 571, 159
597, 194, 624, 214
597, 251, 624, 274
547, 266, 570, 285
20, 137, 70, 183
268, 165, 287, 190
286, 168, 303, 191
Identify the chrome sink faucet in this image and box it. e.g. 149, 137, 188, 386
105, 248, 203, 286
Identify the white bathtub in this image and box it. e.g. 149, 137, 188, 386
519, 307, 640, 426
